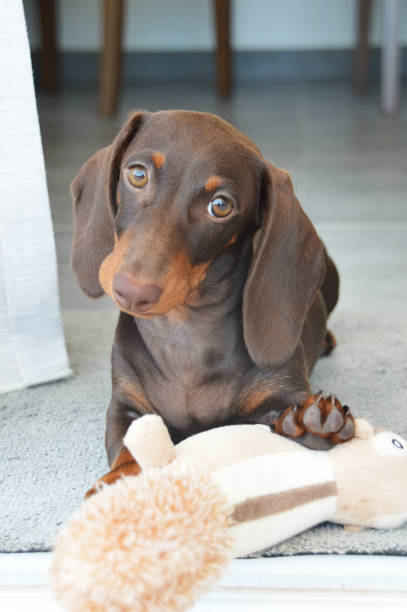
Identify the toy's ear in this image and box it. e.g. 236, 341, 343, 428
353, 418, 374, 440
124, 415, 176, 470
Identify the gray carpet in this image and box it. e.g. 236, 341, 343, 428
1, 309, 407, 555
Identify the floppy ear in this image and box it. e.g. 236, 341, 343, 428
243, 163, 326, 368
71, 112, 146, 297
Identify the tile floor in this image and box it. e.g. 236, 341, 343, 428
37, 79, 407, 314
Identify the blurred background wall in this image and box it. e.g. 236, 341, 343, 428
23, 0, 407, 52
23, 0, 407, 85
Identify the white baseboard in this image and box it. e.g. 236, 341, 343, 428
1, 553, 407, 611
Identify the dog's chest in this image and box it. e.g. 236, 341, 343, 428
135, 311, 252, 433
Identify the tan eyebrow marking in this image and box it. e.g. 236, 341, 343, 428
205, 175, 222, 192
152, 152, 166, 169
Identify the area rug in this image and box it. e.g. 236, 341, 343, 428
1, 308, 407, 555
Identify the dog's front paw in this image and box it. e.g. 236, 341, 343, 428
322, 329, 337, 356
274, 392, 355, 444
85, 461, 141, 500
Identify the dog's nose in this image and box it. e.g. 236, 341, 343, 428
112, 274, 162, 312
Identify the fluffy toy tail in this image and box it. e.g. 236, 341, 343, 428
51, 463, 234, 612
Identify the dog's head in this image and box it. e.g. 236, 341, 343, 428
72, 110, 325, 367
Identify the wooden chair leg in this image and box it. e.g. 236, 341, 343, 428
100, 0, 124, 116
214, 0, 232, 97
38, 0, 58, 91
353, 0, 372, 93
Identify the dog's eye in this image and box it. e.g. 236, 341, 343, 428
208, 197, 233, 218
128, 165, 148, 188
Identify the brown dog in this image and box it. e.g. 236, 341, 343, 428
71, 110, 354, 495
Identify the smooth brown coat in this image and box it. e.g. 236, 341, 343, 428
71, 110, 351, 494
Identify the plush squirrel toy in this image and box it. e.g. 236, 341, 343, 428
52, 416, 407, 612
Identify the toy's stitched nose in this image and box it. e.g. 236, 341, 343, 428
112, 274, 162, 312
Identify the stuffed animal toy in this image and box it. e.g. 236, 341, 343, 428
51, 416, 407, 612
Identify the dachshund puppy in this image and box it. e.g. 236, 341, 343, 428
71, 110, 354, 495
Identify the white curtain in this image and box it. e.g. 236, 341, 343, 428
0, 0, 71, 392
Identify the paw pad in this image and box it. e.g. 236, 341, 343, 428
274, 393, 354, 444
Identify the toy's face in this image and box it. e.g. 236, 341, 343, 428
369, 431, 407, 528
334, 429, 407, 529
371, 431, 407, 458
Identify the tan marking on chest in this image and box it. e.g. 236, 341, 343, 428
239, 376, 289, 415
